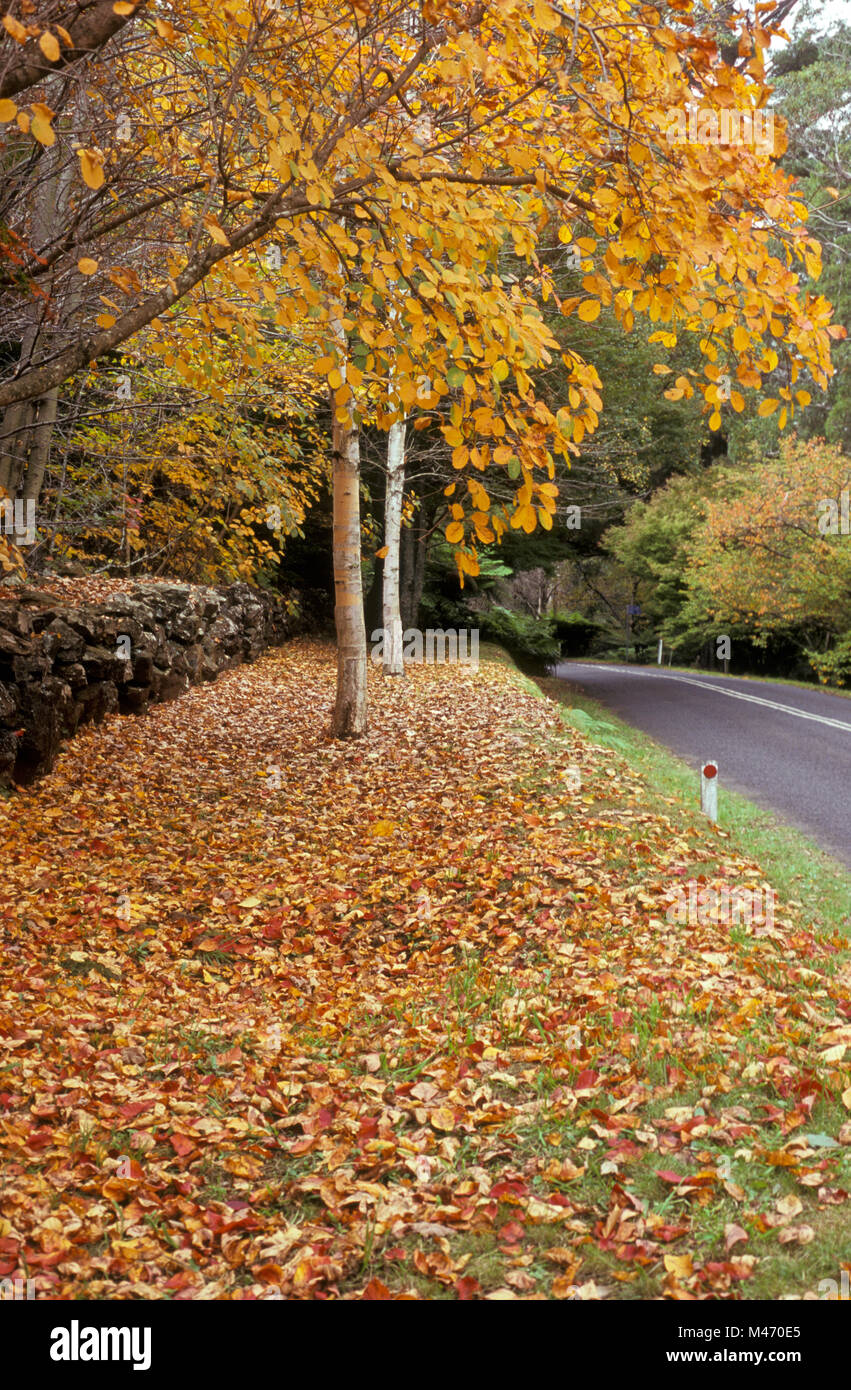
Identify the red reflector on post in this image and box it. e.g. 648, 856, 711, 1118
702, 763, 718, 779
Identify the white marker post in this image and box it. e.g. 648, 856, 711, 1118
657, 638, 663, 666
701, 761, 718, 823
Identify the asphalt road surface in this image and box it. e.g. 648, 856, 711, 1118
552, 661, 851, 872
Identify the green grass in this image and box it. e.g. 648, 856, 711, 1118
531, 672, 851, 938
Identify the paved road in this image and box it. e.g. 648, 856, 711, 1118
552, 662, 851, 871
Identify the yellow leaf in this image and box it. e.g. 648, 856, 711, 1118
577, 299, 601, 323
430, 1106, 455, 1132
96, 314, 116, 329
492, 359, 510, 383
78, 149, 105, 190
663, 1253, 694, 1279
512, 503, 537, 533
445, 521, 464, 544
533, 0, 560, 31
206, 222, 229, 247
113, 2, 136, 13
2, 15, 28, 43
77, 258, 98, 275
368, 820, 396, 837
0, 100, 17, 123
375, 545, 388, 559
757, 398, 779, 417
39, 31, 60, 62
154, 17, 178, 39
31, 114, 55, 147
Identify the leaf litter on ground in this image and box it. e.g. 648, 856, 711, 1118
1, 639, 850, 1300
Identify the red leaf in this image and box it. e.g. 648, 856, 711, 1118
499, 1220, 525, 1244
362, 1278, 392, 1300
118, 1101, 153, 1121
490, 1180, 527, 1200
26, 1130, 53, 1149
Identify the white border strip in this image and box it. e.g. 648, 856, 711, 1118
567, 664, 851, 735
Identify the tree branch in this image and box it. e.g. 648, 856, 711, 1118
0, 0, 148, 103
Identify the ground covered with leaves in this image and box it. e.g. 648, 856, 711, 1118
2, 640, 851, 1300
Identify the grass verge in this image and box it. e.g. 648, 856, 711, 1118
534, 670, 850, 939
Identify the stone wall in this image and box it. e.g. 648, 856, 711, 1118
0, 581, 304, 786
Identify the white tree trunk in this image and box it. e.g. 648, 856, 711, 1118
381, 417, 406, 676
330, 312, 367, 737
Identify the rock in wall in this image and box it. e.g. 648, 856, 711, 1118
0, 581, 304, 786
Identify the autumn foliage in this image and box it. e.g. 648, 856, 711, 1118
2, 3, 851, 1308
0, 0, 844, 582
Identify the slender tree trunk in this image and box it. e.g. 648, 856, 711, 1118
21, 388, 59, 504
0, 399, 34, 495
410, 495, 428, 628
381, 417, 406, 675
363, 551, 383, 634
0, 322, 39, 495
400, 509, 415, 629
399, 477, 429, 631
330, 318, 367, 738
1, 142, 74, 508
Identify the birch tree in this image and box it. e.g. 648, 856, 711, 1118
380, 415, 407, 676
329, 308, 367, 737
